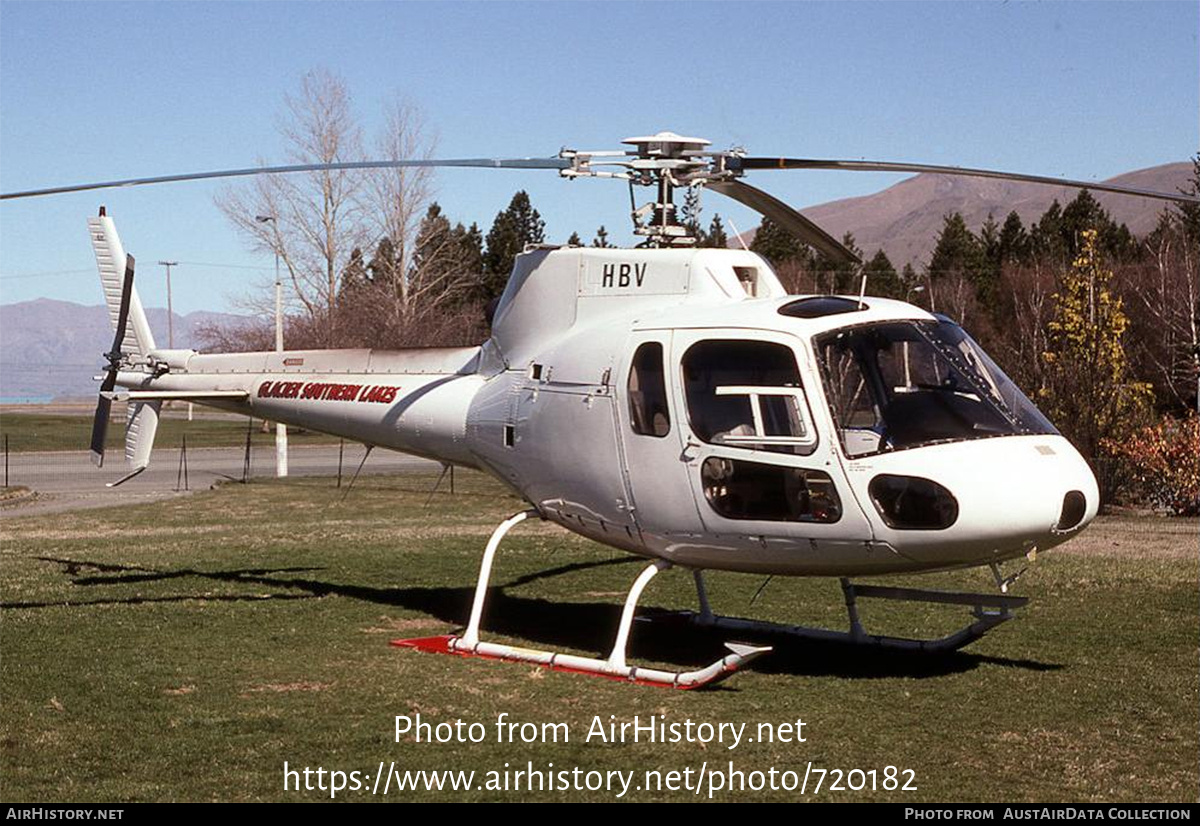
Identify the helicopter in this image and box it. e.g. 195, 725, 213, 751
4, 132, 1196, 688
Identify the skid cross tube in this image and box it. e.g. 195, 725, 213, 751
393, 511, 770, 688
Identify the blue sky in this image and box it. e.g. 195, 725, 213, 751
1, 1, 1196, 314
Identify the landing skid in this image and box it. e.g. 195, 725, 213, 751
392, 510, 771, 689
684, 573, 1029, 653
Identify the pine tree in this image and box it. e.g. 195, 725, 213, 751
1061, 189, 1139, 262
681, 186, 704, 242
927, 213, 984, 280
457, 222, 484, 275
411, 203, 453, 281
861, 249, 905, 299
976, 213, 1003, 308
1178, 155, 1200, 243
482, 191, 545, 302
567, 231, 582, 246
367, 236, 400, 292
592, 226, 611, 248
997, 211, 1030, 264
339, 247, 370, 300
926, 212, 987, 318
900, 263, 923, 305
750, 217, 804, 266
407, 204, 481, 311
706, 214, 729, 249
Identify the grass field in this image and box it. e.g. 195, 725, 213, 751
0, 411, 338, 453
1, 471, 1196, 802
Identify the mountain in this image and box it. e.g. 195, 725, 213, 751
741, 162, 1192, 268
0, 299, 245, 401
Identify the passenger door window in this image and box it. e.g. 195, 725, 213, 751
681, 340, 816, 454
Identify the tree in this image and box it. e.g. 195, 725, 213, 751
217, 69, 370, 344
862, 249, 905, 299
216, 69, 444, 347
404, 203, 476, 311
750, 216, 805, 266
928, 213, 984, 280
828, 232, 863, 294
1041, 229, 1151, 500
926, 212, 986, 323
997, 211, 1030, 265
358, 99, 438, 323
705, 215, 729, 249
1030, 200, 1068, 264
592, 226, 612, 248
680, 186, 704, 242
482, 191, 545, 301
1030, 192, 1139, 267
1127, 177, 1200, 413
567, 231, 582, 246
339, 246, 370, 300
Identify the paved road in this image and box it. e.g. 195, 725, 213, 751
1, 444, 442, 517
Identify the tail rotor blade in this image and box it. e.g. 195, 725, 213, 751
107, 255, 135, 364
90, 394, 112, 467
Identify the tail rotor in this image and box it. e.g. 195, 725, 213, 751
90, 254, 135, 467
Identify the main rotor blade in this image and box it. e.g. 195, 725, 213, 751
731, 157, 1200, 204
707, 179, 860, 265
0, 157, 572, 201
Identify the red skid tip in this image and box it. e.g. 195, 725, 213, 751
391, 634, 457, 654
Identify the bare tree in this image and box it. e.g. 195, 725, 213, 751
215, 71, 466, 350
357, 99, 437, 325
217, 69, 370, 344
1125, 213, 1200, 412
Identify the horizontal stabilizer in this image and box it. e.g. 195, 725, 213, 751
104, 390, 249, 402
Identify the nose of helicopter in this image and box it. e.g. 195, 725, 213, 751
851, 435, 1099, 568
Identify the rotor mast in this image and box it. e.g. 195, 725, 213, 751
622, 132, 713, 247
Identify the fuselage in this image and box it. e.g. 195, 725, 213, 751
118, 246, 1098, 577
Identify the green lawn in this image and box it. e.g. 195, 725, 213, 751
0, 411, 338, 453
1, 472, 1196, 802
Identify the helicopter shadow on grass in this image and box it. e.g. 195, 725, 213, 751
18, 554, 1060, 682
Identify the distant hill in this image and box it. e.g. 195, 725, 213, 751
737, 162, 1192, 268
0, 299, 245, 401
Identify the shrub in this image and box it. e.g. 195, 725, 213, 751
1105, 414, 1200, 516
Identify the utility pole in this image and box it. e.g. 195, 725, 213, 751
256, 215, 288, 478
157, 261, 178, 348
157, 261, 190, 419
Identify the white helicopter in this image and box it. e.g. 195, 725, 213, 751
4, 132, 1196, 688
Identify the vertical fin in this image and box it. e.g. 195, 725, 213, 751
88, 212, 156, 358
125, 401, 161, 471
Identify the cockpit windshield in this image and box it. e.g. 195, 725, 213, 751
814, 319, 1057, 458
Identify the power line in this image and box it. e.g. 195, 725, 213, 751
0, 260, 273, 281
0, 268, 94, 280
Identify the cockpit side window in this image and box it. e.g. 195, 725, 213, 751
628, 342, 671, 437
681, 340, 816, 455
